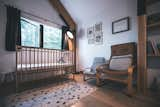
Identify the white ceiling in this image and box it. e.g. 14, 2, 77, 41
60, 0, 123, 24
60, 0, 110, 23
1, 0, 134, 26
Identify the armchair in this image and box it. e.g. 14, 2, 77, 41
83, 57, 106, 81
96, 42, 137, 96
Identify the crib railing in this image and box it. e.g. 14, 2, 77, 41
16, 45, 75, 89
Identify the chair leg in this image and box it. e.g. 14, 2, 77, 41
127, 74, 134, 96
72, 73, 75, 80
96, 73, 101, 86
83, 74, 86, 81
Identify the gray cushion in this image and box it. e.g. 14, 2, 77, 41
109, 55, 132, 71
91, 57, 106, 73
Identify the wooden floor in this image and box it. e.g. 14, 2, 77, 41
72, 74, 160, 107
0, 74, 160, 107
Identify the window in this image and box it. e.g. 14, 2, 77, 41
43, 25, 62, 49
21, 17, 62, 49
21, 18, 40, 47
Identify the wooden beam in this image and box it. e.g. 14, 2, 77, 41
137, 15, 147, 94
49, 0, 77, 73
49, 0, 76, 30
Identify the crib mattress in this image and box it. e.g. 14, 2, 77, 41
17, 63, 74, 71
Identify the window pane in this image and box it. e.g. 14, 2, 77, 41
43, 25, 62, 49
21, 18, 40, 47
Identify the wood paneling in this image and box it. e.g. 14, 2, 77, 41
137, 15, 147, 94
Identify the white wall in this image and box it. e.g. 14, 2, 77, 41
76, 0, 138, 70
0, 0, 64, 74
0, 0, 138, 73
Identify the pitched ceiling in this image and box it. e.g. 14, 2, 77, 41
60, 0, 114, 24
1, 0, 65, 25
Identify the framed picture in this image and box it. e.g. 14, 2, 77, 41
87, 22, 103, 45
87, 26, 95, 44
95, 32, 103, 45
87, 26, 94, 38
112, 17, 130, 34
88, 38, 95, 44
95, 22, 102, 32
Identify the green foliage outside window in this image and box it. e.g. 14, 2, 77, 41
43, 25, 62, 49
21, 18, 62, 49
21, 19, 39, 47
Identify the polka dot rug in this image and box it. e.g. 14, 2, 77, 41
4, 82, 97, 107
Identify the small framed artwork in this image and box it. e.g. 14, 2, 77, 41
87, 26, 95, 44
95, 22, 102, 32
112, 17, 130, 34
95, 32, 103, 45
87, 22, 103, 45
88, 38, 95, 44
87, 26, 94, 38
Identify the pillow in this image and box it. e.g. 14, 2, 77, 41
109, 55, 132, 71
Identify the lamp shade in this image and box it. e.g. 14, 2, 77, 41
66, 31, 74, 39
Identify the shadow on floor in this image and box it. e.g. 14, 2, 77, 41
0, 76, 72, 97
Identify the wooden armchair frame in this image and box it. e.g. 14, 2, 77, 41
96, 42, 137, 96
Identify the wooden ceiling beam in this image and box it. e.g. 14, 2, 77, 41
49, 0, 76, 30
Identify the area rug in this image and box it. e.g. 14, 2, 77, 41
4, 82, 97, 107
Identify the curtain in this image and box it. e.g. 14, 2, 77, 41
5, 6, 21, 51
62, 26, 69, 50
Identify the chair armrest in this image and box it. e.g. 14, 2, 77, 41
128, 65, 135, 75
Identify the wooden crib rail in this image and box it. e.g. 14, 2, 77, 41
16, 45, 75, 90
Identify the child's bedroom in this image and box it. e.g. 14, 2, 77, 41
0, 0, 160, 107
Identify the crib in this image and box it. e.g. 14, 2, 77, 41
16, 45, 75, 90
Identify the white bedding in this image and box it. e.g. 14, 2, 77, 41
17, 63, 73, 70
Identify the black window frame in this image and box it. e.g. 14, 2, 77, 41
20, 18, 62, 50
21, 18, 40, 48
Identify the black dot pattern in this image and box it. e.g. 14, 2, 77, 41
5, 82, 96, 107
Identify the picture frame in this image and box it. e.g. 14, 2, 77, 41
112, 17, 130, 34
95, 32, 103, 45
88, 39, 95, 44
87, 26, 95, 44
87, 26, 94, 38
95, 22, 102, 32
87, 22, 103, 45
